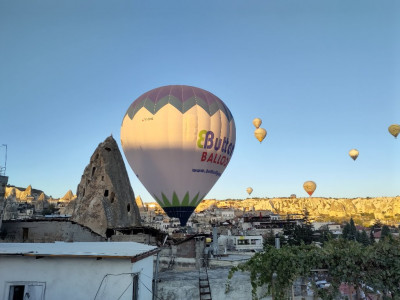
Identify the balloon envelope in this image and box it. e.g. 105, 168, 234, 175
121, 85, 236, 226
349, 149, 359, 161
246, 187, 253, 195
254, 128, 267, 143
252, 118, 262, 129
303, 181, 316, 196
388, 124, 400, 138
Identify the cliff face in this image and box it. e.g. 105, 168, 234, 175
70, 136, 141, 236
194, 197, 400, 220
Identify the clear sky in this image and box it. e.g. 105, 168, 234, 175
1, 1, 399, 201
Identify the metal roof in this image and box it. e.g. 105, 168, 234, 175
0, 242, 158, 260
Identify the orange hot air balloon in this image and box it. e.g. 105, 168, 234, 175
388, 124, 400, 138
252, 118, 262, 129
254, 128, 267, 143
246, 187, 253, 195
303, 181, 316, 196
349, 149, 359, 161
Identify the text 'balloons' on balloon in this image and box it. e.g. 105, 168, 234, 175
120, 85, 236, 226
388, 124, 400, 138
254, 128, 267, 143
349, 149, 359, 161
246, 187, 253, 195
252, 118, 262, 129
303, 181, 316, 197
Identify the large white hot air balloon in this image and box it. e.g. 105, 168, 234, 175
121, 85, 236, 226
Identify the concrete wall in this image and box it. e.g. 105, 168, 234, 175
0, 255, 154, 300
0, 220, 105, 243
157, 268, 269, 300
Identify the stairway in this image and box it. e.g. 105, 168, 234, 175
199, 264, 212, 300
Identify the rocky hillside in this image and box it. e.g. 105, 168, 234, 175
145, 196, 400, 224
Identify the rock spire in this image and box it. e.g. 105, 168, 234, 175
71, 136, 141, 236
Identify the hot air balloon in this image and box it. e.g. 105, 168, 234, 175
252, 118, 262, 129
349, 149, 359, 161
303, 181, 316, 197
388, 124, 400, 138
246, 187, 253, 195
121, 85, 236, 226
254, 128, 267, 143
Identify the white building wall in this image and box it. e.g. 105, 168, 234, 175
0, 255, 154, 300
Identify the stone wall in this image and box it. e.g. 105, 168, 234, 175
0, 219, 105, 243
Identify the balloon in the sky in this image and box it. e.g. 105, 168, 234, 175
388, 124, 400, 138
246, 187, 253, 195
254, 128, 267, 143
349, 149, 359, 161
252, 118, 262, 129
121, 85, 236, 226
303, 181, 316, 197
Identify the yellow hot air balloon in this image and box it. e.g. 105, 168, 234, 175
303, 181, 316, 197
246, 187, 253, 195
252, 118, 262, 129
254, 128, 267, 143
388, 124, 400, 138
349, 149, 359, 161
121, 85, 236, 226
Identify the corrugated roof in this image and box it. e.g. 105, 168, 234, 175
0, 242, 158, 259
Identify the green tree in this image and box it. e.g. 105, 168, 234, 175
359, 230, 370, 246
226, 238, 400, 300
342, 222, 350, 239
380, 225, 391, 240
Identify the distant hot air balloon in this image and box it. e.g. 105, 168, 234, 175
303, 181, 316, 197
388, 124, 400, 138
252, 118, 262, 129
121, 85, 236, 226
254, 128, 267, 143
246, 187, 253, 195
349, 149, 359, 161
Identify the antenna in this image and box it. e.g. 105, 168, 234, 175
0, 144, 7, 176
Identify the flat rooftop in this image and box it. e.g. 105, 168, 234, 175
0, 242, 158, 259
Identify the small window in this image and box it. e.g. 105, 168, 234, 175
104, 190, 109, 197
101, 176, 104, 181
7, 282, 46, 300
127, 204, 131, 212
95, 153, 99, 160
82, 188, 85, 197
9, 285, 24, 300
105, 147, 111, 152
91, 167, 96, 177
22, 228, 29, 242
110, 192, 115, 203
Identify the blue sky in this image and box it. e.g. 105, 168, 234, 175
1, 1, 399, 201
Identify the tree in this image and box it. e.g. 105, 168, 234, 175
359, 230, 370, 246
226, 238, 400, 300
342, 222, 350, 239
380, 225, 391, 240
282, 210, 314, 246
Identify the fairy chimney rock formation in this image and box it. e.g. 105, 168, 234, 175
71, 136, 141, 236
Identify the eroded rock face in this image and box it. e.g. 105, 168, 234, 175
71, 136, 141, 236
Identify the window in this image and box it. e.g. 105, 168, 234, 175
22, 228, 29, 242
127, 204, 131, 212
104, 190, 109, 197
91, 167, 96, 176
6, 282, 45, 300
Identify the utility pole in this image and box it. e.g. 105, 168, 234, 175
0, 144, 7, 176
